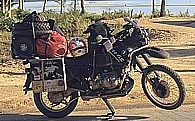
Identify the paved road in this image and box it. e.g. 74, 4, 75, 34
0, 103, 194, 121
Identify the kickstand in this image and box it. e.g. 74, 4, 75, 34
102, 97, 115, 118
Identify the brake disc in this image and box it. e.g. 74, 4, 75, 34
153, 80, 170, 98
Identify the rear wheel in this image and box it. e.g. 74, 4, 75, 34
142, 65, 185, 110
34, 91, 78, 118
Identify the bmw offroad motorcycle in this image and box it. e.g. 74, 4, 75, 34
23, 17, 186, 118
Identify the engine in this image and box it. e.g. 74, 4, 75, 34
89, 71, 121, 90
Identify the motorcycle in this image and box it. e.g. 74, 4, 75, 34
23, 17, 186, 118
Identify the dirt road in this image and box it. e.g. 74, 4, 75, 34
0, 103, 195, 121
0, 17, 195, 120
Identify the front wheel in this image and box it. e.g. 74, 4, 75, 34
34, 91, 78, 118
142, 65, 185, 110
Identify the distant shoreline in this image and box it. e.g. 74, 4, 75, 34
26, 4, 195, 8
84, 4, 195, 7
17, 1, 195, 15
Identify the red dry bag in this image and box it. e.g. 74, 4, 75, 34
36, 31, 68, 58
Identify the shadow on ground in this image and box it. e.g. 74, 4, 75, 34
0, 114, 149, 121
167, 48, 195, 58
153, 20, 195, 28
0, 71, 25, 76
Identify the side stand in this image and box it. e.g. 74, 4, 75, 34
102, 97, 115, 118
23, 74, 32, 95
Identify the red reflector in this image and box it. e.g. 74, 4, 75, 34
58, 80, 64, 86
144, 38, 147, 42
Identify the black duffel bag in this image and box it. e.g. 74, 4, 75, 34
11, 11, 52, 59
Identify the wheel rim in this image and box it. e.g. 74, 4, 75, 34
145, 70, 180, 106
39, 91, 72, 112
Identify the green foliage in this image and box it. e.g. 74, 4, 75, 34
12, 9, 30, 21
102, 10, 131, 20
0, 9, 30, 31
167, 9, 174, 17
152, 9, 160, 18
0, 17, 15, 32
178, 9, 190, 17
0, 9, 136, 37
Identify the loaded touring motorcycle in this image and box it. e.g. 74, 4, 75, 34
12, 17, 185, 118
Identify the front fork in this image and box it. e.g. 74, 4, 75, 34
135, 53, 152, 71
135, 54, 160, 88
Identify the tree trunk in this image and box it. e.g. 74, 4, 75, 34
2, 0, 5, 13
60, 0, 64, 14
81, 0, 85, 14
74, 0, 77, 11
19, 0, 24, 10
152, 0, 156, 14
9, 0, 11, 17
160, 0, 166, 17
43, 0, 47, 12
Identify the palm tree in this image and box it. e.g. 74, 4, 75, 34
81, 0, 85, 14
160, 0, 166, 17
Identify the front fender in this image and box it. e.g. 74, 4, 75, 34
145, 46, 170, 59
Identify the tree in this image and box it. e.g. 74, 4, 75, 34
73, 0, 77, 11
160, 0, 166, 17
60, 0, 64, 13
2, 0, 5, 13
43, 0, 47, 12
19, 0, 24, 10
81, 0, 85, 14
0, 0, 17, 16
152, 0, 156, 15
54, 0, 65, 14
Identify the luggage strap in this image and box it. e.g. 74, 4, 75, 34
45, 33, 52, 55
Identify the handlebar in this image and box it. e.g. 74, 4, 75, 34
124, 17, 147, 36
124, 17, 143, 31
124, 17, 140, 29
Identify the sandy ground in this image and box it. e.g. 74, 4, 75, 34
0, 17, 195, 116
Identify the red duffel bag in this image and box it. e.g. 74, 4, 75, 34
36, 31, 68, 58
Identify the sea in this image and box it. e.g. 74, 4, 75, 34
15, 0, 195, 15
